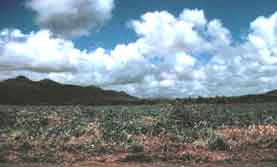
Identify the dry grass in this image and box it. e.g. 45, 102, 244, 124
217, 125, 277, 150
0, 104, 277, 165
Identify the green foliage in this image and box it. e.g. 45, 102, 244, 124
122, 153, 153, 162
208, 135, 230, 151
128, 144, 144, 153
182, 153, 194, 161
0, 103, 276, 162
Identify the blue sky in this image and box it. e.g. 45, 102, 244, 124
1, 0, 277, 49
0, 0, 277, 97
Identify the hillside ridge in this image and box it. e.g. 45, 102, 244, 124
0, 76, 139, 105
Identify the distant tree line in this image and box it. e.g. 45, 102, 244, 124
175, 94, 277, 104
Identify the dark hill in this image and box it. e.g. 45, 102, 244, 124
0, 76, 140, 105
1, 76, 277, 105
265, 90, 277, 96
178, 91, 277, 104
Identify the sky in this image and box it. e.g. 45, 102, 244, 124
0, 0, 277, 98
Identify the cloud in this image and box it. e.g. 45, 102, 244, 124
1, 9, 277, 98
0, 30, 80, 73
26, 0, 114, 38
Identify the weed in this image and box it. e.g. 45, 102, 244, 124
208, 135, 230, 151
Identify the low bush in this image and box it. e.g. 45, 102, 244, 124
208, 135, 230, 151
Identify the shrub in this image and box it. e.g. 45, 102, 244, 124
208, 135, 229, 151
122, 152, 153, 162
128, 144, 144, 153
169, 104, 196, 128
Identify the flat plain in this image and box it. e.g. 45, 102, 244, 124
0, 103, 277, 166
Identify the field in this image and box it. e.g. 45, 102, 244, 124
0, 103, 277, 167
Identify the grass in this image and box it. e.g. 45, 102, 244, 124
0, 103, 276, 163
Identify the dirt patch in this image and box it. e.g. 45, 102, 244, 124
1, 105, 277, 166
3, 161, 276, 167
216, 125, 277, 152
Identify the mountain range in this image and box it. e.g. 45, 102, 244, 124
0, 76, 140, 105
0, 76, 277, 105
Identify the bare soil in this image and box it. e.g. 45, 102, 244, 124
1, 161, 277, 167
1, 105, 277, 167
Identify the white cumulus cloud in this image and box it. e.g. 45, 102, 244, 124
1, 9, 277, 98
26, 0, 114, 38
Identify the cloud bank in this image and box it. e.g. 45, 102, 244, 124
26, 0, 114, 38
0, 9, 277, 98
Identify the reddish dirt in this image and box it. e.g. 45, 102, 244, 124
216, 125, 277, 149
1, 161, 277, 167
1, 125, 277, 166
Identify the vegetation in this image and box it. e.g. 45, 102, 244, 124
0, 103, 276, 164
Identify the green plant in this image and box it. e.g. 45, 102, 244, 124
127, 144, 144, 153
208, 135, 229, 151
